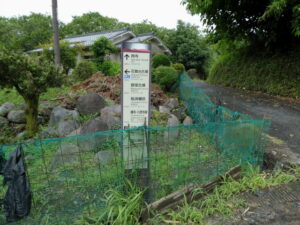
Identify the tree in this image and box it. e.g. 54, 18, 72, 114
52, 0, 61, 65
182, 0, 300, 47
62, 12, 126, 36
0, 14, 53, 51
130, 20, 159, 34
129, 20, 174, 46
0, 49, 65, 134
0, 17, 17, 50
167, 20, 210, 76
91, 37, 118, 67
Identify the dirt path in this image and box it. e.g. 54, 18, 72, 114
208, 181, 300, 225
194, 81, 300, 154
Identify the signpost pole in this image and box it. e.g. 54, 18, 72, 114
121, 42, 151, 202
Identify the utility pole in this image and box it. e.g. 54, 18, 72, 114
52, 0, 61, 65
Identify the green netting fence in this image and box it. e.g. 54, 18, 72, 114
0, 72, 270, 224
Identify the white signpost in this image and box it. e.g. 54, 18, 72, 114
122, 45, 151, 128
121, 42, 151, 170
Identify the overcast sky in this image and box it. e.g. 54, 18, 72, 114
0, 0, 204, 29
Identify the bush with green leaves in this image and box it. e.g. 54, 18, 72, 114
72, 61, 97, 81
152, 54, 171, 68
92, 37, 118, 66
100, 60, 120, 76
172, 63, 185, 75
153, 66, 178, 91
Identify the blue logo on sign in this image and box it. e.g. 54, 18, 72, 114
123, 75, 131, 79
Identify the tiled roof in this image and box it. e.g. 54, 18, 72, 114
64, 28, 133, 46
127, 32, 171, 55
127, 32, 154, 42
27, 28, 171, 54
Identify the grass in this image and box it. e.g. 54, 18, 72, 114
208, 46, 300, 98
0, 86, 72, 105
75, 113, 100, 125
75, 181, 145, 225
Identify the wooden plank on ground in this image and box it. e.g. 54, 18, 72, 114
141, 165, 241, 222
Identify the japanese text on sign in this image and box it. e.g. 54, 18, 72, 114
122, 50, 150, 128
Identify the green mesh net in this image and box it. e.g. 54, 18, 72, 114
0, 72, 270, 224
179, 72, 252, 124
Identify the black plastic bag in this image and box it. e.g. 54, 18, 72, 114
2, 145, 32, 223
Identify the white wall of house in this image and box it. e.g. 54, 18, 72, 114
109, 52, 121, 63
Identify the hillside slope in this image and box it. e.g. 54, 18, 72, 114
208, 47, 300, 98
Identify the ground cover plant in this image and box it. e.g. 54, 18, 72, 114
148, 166, 300, 225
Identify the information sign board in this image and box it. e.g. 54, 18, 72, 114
122, 45, 151, 128
121, 42, 151, 170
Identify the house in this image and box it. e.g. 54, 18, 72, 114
28, 28, 171, 62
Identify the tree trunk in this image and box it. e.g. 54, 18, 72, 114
52, 0, 61, 65
24, 96, 39, 135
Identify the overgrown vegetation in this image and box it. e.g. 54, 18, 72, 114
208, 46, 300, 98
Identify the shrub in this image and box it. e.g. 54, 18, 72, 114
72, 61, 97, 81
152, 54, 171, 68
172, 63, 185, 75
100, 60, 120, 76
153, 66, 178, 91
